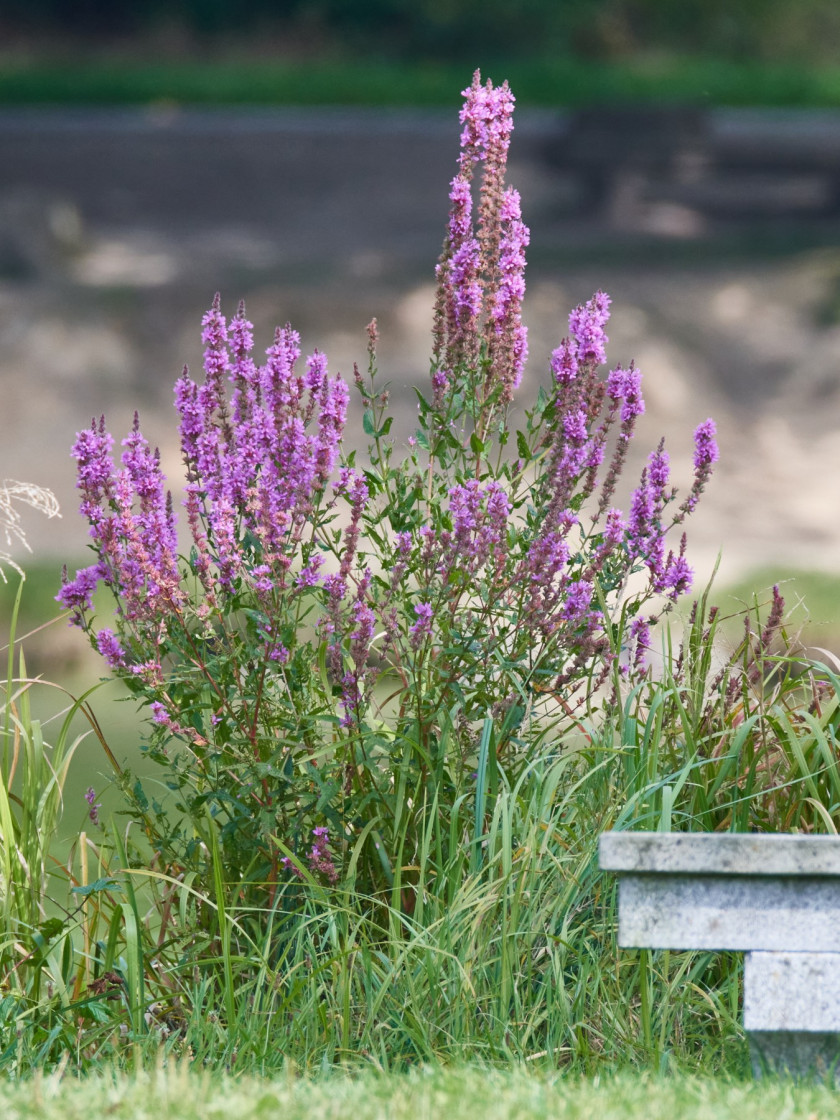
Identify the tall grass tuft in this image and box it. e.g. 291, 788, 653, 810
1, 575, 838, 1074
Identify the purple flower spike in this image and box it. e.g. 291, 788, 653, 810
308, 826, 339, 883
316, 376, 349, 485
656, 533, 694, 600
648, 445, 670, 490
449, 238, 482, 328
562, 579, 593, 621
96, 628, 127, 669
229, 304, 257, 424
448, 174, 473, 243
56, 562, 105, 619
682, 418, 719, 515
437, 171, 482, 367
447, 479, 511, 571
151, 700, 184, 736
174, 369, 202, 472
664, 553, 693, 599
620, 369, 645, 425
693, 418, 719, 471
295, 554, 324, 588
607, 364, 645, 425
305, 350, 328, 395
568, 291, 611, 366
72, 416, 115, 521
604, 508, 627, 545
285, 826, 340, 884
490, 186, 530, 399
551, 340, 578, 386
121, 416, 161, 504
629, 616, 651, 671
229, 305, 254, 364
84, 787, 101, 827
458, 70, 515, 169
201, 293, 231, 386
409, 601, 434, 648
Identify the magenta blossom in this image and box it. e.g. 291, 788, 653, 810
409, 602, 434, 648
84, 787, 101, 827
568, 291, 611, 366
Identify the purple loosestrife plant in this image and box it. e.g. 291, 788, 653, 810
60, 71, 717, 907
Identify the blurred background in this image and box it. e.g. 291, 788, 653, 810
1, 0, 839, 678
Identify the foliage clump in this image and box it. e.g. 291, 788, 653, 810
59, 72, 717, 902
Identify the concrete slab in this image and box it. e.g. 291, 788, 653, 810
744, 952, 840, 1032
600, 831, 840, 877
616, 872, 840, 951
748, 1031, 840, 1082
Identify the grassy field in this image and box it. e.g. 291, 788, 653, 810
4, 54, 840, 107
3, 1065, 840, 1120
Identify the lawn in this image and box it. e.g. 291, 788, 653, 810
2, 1065, 839, 1120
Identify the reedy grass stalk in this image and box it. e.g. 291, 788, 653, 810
0, 596, 82, 1000
95, 660, 749, 1074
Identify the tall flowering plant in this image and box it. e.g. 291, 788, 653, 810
59, 73, 717, 906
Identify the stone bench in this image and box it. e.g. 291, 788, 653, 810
599, 831, 840, 1079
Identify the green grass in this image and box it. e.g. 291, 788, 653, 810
2, 1065, 839, 1120
5, 55, 840, 107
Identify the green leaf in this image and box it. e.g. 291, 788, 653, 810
470, 432, 485, 455
36, 917, 66, 940
132, 779, 149, 812
71, 877, 121, 897
363, 410, 376, 436
413, 386, 431, 412
362, 469, 381, 495
472, 717, 494, 874
516, 430, 530, 461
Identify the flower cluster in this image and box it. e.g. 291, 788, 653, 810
58, 413, 182, 639
282, 826, 339, 884
176, 301, 349, 579
59, 303, 357, 670
59, 70, 718, 903
445, 479, 510, 574
84, 786, 101, 827
433, 72, 528, 411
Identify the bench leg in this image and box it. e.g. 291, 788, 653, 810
745, 951, 840, 1080
748, 1031, 840, 1082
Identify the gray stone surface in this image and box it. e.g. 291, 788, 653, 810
748, 1031, 840, 1082
599, 831, 840, 876
616, 873, 840, 951
744, 952, 840, 1032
